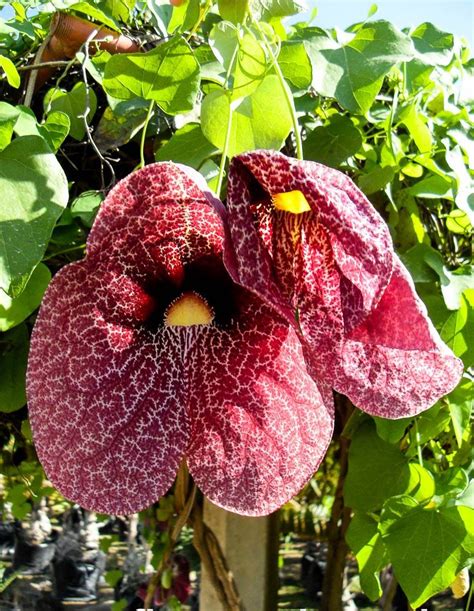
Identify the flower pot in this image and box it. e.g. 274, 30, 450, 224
34, 12, 140, 91
0, 522, 15, 559
12, 536, 56, 574
53, 551, 105, 602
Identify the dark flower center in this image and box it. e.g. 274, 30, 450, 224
144, 255, 238, 331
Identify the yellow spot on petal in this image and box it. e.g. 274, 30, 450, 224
272, 190, 311, 214
164, 291, 214, 327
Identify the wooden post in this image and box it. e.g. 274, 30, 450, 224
199, 500, 280, 611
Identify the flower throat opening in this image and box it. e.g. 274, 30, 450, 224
164, 291, 214, 327
143, 255, 238, 331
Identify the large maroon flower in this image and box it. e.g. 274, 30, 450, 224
225, 150, 463, 418
26, 163, 333, 516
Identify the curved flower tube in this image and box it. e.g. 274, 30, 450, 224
27, 163, 333, 516
225, 150, 463, 418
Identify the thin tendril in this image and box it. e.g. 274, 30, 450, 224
81, 33, 117, 191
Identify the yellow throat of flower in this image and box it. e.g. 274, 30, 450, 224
272, 190, 311, 214
164, 291, 214, 327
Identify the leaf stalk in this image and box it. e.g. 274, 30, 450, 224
251, 16, 303, 160
139, 99, 155, 169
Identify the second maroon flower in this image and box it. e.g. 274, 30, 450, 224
225, 150, 463, 418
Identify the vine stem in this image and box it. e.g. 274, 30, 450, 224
80, 31, 117, 191
216, 103, 233, 198
23, 28, 54, 107
216, 42, 240, 197
144, 462, 196, 609
143, 462, 242, 610
382, 574, 399, 611
189, 501, 242, 610
18, 60, 72, 71
414, 418, 424, 467
251, 16, 303, 160
465, 575, 474, 611
387, 85, 399, 160
186, 0, 213, 42
42, 244, 86, 261
139, 99, 155, 169
320, 395, 354, 611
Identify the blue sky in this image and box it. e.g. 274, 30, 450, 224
0, 1, 472, 47
306, 0, 473, 47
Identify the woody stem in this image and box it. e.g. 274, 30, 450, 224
320, 395, 353, 611
189, 500, 242, 610
144, 462, 196, 608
